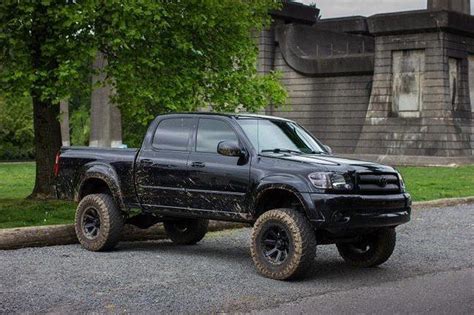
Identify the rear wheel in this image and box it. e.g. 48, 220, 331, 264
164, 218, 209, 245
336, 228, 396, 267
251, 208, 316, 280
75, 194, 124, 251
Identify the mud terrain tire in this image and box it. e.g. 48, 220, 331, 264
251, 208, 316, 280
75, 193, 124, 251
336, 228, 396, 267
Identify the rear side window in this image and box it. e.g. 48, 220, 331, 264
196, 118, 238, 153
153, 118, 193, 151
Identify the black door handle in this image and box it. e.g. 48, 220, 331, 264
191, 161, 205, 168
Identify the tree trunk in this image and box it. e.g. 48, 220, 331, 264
28, 3, 62, 199
29, 98, 62, 199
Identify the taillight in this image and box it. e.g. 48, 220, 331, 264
54, 151, 60, 177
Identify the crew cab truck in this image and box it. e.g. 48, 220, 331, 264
55, 113, 411, 280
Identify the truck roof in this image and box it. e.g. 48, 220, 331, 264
158, 112, 293, 122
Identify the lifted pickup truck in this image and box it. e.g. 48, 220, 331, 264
56, 113, 411, 280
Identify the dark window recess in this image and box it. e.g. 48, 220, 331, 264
196, 119, 238, 153
153, 118, 193, 151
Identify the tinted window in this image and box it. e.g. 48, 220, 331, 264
153, 118, 193, 151
196, 119, 238, 153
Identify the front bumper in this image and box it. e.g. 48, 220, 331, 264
304, 192, 411, 230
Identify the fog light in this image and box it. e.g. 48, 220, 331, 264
332, 211, 343, 222
332, 211, 349, 223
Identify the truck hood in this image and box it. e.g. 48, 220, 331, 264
263, 153, 395, 173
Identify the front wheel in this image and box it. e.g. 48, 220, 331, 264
164, 218, 209, 245
336, 228, 396, 268
251, 208, 316, 280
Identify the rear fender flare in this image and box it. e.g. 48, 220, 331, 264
75, 162, 127, 212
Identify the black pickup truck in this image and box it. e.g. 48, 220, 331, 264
56, 113, 411, 280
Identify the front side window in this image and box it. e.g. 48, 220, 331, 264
237, 118, 325, 154
196, 118, 238, 153
153, 118, 193, 151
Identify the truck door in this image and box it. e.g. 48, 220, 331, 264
136, 117, 194, 211
186, 117, 250, 214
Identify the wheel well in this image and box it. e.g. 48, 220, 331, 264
78, 178, 113, 200
255, 188, 305, 217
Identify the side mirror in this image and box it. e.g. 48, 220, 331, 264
323, 145, 332, 154
217, 141, 243, 157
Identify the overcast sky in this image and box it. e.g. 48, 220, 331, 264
298, 0, 473, 18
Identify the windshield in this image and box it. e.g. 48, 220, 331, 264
237, 118, 326, 154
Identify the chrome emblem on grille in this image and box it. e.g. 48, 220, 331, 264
378, 176, 388, 187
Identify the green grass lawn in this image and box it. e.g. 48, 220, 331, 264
397, 165, 474, 201
0, 162, 75, 229
0, 162, 473, 229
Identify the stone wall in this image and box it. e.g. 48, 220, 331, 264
256, 28, 275, 75
258, 3, 473, 161
355, 11, 473, 157
269, 47, 373, 154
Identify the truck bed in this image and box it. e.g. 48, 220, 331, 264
56, 146, 139, 205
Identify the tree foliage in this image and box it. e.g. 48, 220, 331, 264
96, 1, 287, 145
1, 0, 285, 119
0, 96, 34, 160
0, 1, 96, 105
0, 0, 286, 196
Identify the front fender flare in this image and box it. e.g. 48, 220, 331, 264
252, 175, 318, 221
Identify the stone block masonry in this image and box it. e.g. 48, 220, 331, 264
258, 1, 473, 163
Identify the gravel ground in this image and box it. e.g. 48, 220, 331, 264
1, 204, 473, 314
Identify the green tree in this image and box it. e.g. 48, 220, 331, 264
0, 1, 286, 199
0, 2, 97, 198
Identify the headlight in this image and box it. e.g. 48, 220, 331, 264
308, 172, 353, 191
398, 173, 406, 192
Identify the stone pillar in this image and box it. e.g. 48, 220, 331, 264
255, 25, 278, 115
428, 0, 471, 14
89, 51, 122, 148
469, 55, 474, 155
355, 10, 473, 157
110, 104, 123, 148
59, 100, 70, 146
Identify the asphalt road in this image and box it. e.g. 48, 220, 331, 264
1, 204, 473, 314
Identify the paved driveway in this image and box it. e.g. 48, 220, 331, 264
1, 204, 473, 314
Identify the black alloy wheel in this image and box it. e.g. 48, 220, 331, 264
261, 224, 291, 265
82, 207, 101, 239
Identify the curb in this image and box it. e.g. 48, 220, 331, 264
412, 196, 474, 209
340, 154, 474, 166
1, 196, 473, 250
0, 221, 246, 250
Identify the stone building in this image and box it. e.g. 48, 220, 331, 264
259, 0, 473, 164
